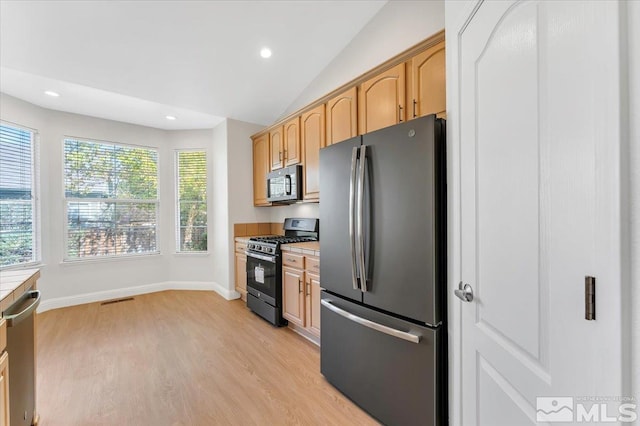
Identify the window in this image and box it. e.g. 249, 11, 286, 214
176, 150, 207, 252
0, 124, 38, 267
64, 138, 158, 260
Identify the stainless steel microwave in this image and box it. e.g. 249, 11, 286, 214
267, 165, 302, 203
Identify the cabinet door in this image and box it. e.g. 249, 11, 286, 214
301, 105, 325, 201
234, 253, 247, 299
358, 63, 406, 134
282, 267, 305, 327
283, 117, 301, 166
270, 126, 284, 171
305, 272, 321, 338
326, 87, 357, 145
252, 134, 270, 206
0, 351, 8, 426
409, 41, 446, 119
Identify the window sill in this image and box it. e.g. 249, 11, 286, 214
173, 252, 210, 257
0, 261, 44, 271
61, 252, 162, 266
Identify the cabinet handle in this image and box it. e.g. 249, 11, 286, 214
287, 258, 297, 263
398, 105, 403, 122
306, 282, 311, 295
413, 99, 417, 118
313, 264, 319, 269
298, 278, 302, 293
284, 150, 288, 160
279, 151, 282, 161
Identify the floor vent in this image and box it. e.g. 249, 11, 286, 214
101, 297, 135, 306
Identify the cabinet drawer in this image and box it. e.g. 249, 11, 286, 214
0, 319, 5, 353
306, 256, 320, 274
283, 252, 304, 268
235, 242, 247, 253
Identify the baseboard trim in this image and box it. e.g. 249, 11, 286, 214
37, 281, 240, 313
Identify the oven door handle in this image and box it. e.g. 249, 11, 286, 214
245, 251, 276, 263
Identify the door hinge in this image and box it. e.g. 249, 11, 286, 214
585, 276, 596, 321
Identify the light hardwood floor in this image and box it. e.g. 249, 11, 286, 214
36, 290, 378, 426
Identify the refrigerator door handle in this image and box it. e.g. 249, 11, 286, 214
357, 144, 367, 292
321, 299, 421, 344
349, 146, 360, 290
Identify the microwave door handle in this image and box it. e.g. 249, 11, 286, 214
349, 146, 360, 290
357, 144, 367, 292
285, 175, 292, 195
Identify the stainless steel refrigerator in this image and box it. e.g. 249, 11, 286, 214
319, 115, 447, 426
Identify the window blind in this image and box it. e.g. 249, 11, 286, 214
176, 151, 207, 252
0, 124, 36, 267
64, 138, 159, 259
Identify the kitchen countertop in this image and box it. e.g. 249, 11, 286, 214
281, 241, 320, 257
0, 268, 40, 313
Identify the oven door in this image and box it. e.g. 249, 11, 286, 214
246, 251, 279, 306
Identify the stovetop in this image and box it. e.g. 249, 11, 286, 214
246, 217, 319, 256
251, 236, 317, 244
247, 236, 318, 255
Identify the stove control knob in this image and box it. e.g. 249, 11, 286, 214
269, 247, 274, 254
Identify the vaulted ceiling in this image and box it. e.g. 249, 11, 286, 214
0, 1, 387, 129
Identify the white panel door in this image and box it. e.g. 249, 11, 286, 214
458, 1, 623, 425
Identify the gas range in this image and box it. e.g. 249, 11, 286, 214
247, 235, 318, 255
245, 218, 319, 326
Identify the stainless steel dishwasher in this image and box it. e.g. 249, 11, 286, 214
5, 290, 40, 426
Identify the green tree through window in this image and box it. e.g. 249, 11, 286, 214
64, 138, 158, 259
176, 151, 207, 252
0, 124, 37, 267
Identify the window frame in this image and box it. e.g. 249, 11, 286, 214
0, 121, 40, 270
174, 149, 209, 254
62, 136, 161, 262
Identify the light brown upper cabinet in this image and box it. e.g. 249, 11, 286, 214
301, 105, 325, 201
270, 126, 284, 171
408, 40, 446, 119
252, 133, 271, 206
358, 63, 406, 134
283, 117, 301, 166
326, 87, 358, 146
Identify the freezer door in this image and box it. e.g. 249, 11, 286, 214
361, 115, 446, 325
319, 135, 363, 302
320, 292, 445, 426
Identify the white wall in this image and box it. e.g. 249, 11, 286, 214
268, 204, 319, 224
278, 0, 445, 119
225, 118, 270, 290
628, 0, 640, 410
0, 94, 269, 306
1, 93, 172, 304
165, 128, 216, 284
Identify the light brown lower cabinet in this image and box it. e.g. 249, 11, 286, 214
305, 272, 321, 338
282, 253, 321, 340
234, 242, 248, 301
0, 319, 8, 426
283, 266, 305, 327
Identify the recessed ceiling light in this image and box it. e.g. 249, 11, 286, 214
260, 47, 272, 59
44, 90, 59, 97
166, 115, 177, 120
